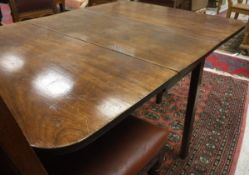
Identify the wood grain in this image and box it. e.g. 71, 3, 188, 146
31, 1, 245, 72
0, 23, 175, 149
0, 2, 244, 151
0, 96, 47, 175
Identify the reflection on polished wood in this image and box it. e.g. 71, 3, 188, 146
0, 23, 175, 149
0, 2, 244, 152
31, 1, 244, 72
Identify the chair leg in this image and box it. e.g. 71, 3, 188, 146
173, 0, 177, 8
234, 12, 239, 19
148, 150, 166, 175
216, 0, 222, 14
156, 89, 166, 104
226, 8, 232, 18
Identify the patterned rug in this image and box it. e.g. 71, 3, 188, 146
205, 52, 249, 79
218, 29, 248, 56
134, 71, 248, 174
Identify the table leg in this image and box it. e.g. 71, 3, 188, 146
180, 60, 204, 159
156, 89, 166, 104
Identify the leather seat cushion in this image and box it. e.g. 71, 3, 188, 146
42, 116, 168, 175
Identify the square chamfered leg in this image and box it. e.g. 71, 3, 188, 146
180, 59, 205, 159
156, 89, 166, 104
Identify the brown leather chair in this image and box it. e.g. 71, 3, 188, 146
0, 96, 168, 175
8, 0, 57, 22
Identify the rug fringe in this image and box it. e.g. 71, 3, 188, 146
204, 67, 249, 81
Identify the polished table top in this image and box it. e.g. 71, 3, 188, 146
0, 1, 244, 150
31, 2, 243, 72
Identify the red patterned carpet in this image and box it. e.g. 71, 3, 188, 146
135, 71, 249, 174
206, 52, 249, 78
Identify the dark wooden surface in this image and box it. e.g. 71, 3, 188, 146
0, 2, 244, 152
0, 94, 168, 175
31, 1, 244, 72
0, 97, 47, 175
0, 22, 175, 149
